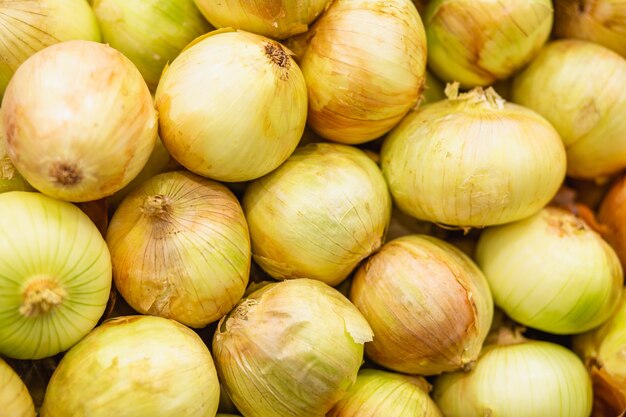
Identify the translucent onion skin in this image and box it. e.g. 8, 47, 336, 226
512, 39, 626, 180
0, 192, 112, 360
350, 235, 493, 375
381, 87, 566, 228
424, 0, 553, 88
287, 0, 427, 144
213, 278, 373, 417
0, 0, 101, 99
40, 315, 220, 417
0, 112, 31, 193
476, 207, 623, 335
0, 358, 35, 417
243, 143, 392, 286
193, 0, 330, 39
599, 175, 626, 269
106, 171, 251, 328
2, 40, 158, 202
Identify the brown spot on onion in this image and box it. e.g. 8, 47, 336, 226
264, 41, 290, 74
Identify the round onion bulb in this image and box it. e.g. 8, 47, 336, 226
1, 40, 158, 202
213, 278, 373, 417
106, 171, 251, 328
0, 0, 101, 99
381, 85, 566, 228
350, 234, 493, 375
599, 175, 626, 269
512, 39, 626, 180
155, 29, 307, 183
476, 207, 623, 335
0, 192, 112, 360
286, 0, 427, 144
40, 315, 220, 417
0, 357, 35, 417
424, 0, 553, 88
0, 111, 31, 193
243, 143, 392, 286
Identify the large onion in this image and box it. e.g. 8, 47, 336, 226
0, 357, 35, 417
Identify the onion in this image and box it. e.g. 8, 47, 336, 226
350, 234, 493, 375
381, 85, 566, 228
512, 39, 626, 180
0, 111, 31, 193
155, 29, 307, 182
213, 278, 373, 417
0, 0, 101, 99
286, 0, 427, 144
243, 143, 391, 286
475, 206, 623, 335
0, 191, 112, 359
424, 0, 553, 88
106, 170, 251, 328
40, 315, 220, 417
0, 357, 35, 417
599, 175, 626, 269
2, 40, 158, 202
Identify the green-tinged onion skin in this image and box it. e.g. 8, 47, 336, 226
328, 369, 443, 417
243, 143, 391, 286
424, 0, 553, 88
0, 357, 35, 417
214, 279, 373, 417
193, 0, 330, 39
106, 171, 251, 328
0, 192, 112, 360
512, 39, 626, 180
0, 111, 31, 193
476, 207, 623, 335
381, 87, 566, 228
350, 235, 493, 375
2, 40, 158, 202
93, 0, 212, 91
40, 315, 220, 417
0, 0, 101, 99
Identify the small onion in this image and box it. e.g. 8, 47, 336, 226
243, 143, 392, 286
350, 235, 493, 375
424, 0, 553, 88
381, 85, 566, 228
0, 192, 112, 359
512, 39, 626, 180
2, 40, 158, 202
599, 175, 626, 269
106, 170, 251, 328
40, 315, 220, 417
0, 357, 35, 417
0, 111, 31, 193
476, 207, 623, 335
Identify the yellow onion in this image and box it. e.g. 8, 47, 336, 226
433, 328, 593, 417
0, 111, 31, 193
40, 315, 220, 417
0, 357, 35, 417
381, 85, 566, 228
599, 175, 626, 269
350, 235, 493, 375
2, 40, 157, 202
424, 0, 553, 88
213, 278, 373, 417
193, 0, 331, 40
156, 29, 307, 183
286, 0, 427, 144
93, 0, 212, 91
243, 143, 391, 286
512, 39, 626, 180
0, 192, 112, 359
0, 0, 101, 99
106, 171, 251, 328
476, 207, 623, 335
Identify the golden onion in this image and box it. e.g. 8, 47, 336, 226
0, 357, 35, 417
0, 111, 31, 193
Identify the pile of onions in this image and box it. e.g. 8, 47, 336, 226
0, 358, 35, 417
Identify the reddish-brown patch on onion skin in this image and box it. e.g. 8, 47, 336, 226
599, 175, 626, 270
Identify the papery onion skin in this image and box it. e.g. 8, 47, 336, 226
40, 315, 220, 417
243, 143, 391, 286
213, 278, 373, 417
424, 0, 553, 88
512, 39, 626, 180
106, 171, 251, 328
288, 0, 427, 144
0, 192, 112, 360
0, 0, 101, 99
350, 234, 493, 375
0, 111, 31, 193
599, 175, 626, 269
476, 207, 623, 335
381, 86, 566, 228
2, 40, 158, 202
0, 357, 35, 417
156, 29, 307, 182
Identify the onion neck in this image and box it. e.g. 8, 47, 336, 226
489, 326, 528, 347
445, 82, 505, 110
141, 194, 172, 219
20, 276, 67, 318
